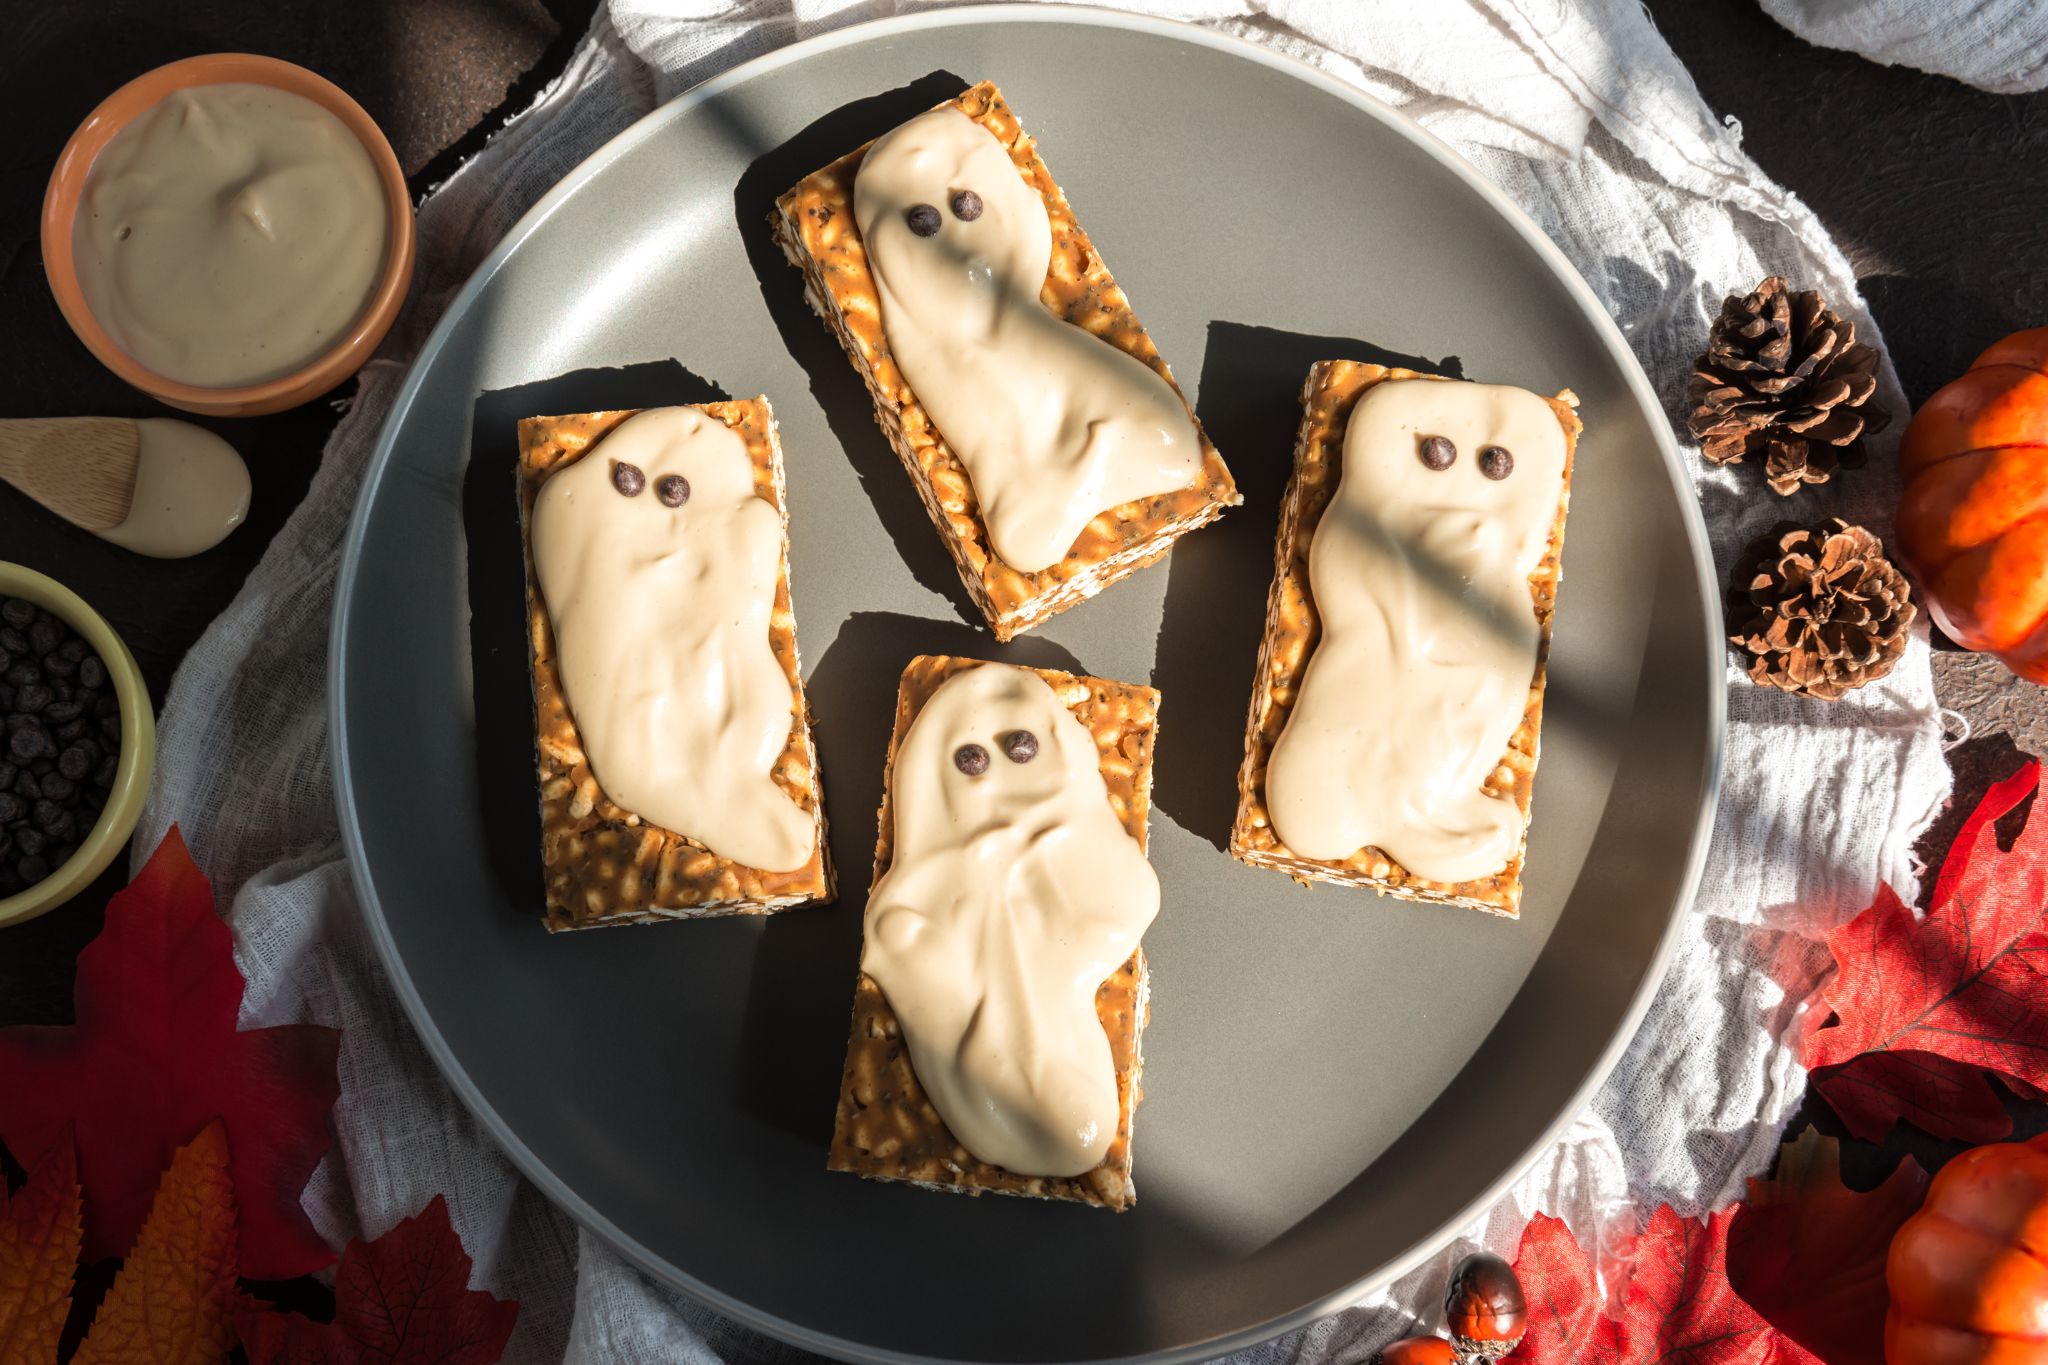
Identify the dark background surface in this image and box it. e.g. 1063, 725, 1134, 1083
0, 0, 2043, 1342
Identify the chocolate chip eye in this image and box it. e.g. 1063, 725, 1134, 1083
953, 743, 990, 776
1001, 730, 1038, 763
656, 474, 690, 508
1478, 445, 1514, 480
1418, 436, 1456, 471
611, 461, 646, 496
949, 189, 983, 221
905, 204, 942, 237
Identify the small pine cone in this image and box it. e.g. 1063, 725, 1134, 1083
1688, 276, 1890, 493
1728, 519, 1916, 700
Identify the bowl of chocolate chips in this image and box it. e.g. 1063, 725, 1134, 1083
0, 564, 154, 927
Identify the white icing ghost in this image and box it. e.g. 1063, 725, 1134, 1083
861, 663, 1159, 1177
1265, 379, 1568, 884
531, 406, 815, 873
854, 106, 1202, 574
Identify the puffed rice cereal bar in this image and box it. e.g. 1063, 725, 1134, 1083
517, 400, 834, 931
772, 81, 1239, 641
1228, 361, 1580, 917
827, 655, 1155, 1208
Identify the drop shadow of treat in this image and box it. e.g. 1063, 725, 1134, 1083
463, 360, 731, 923
731, 71, 983, 629
733, 610, 1083, 1147
1151, 323, 1461, 851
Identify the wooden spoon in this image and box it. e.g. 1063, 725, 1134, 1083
0, 418, 140, 532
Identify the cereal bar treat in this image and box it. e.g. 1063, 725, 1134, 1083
829, 656, 1159, 1208
1230, 362, 1580, 916
773, 82, 1238, 640
518, 400, 833, 930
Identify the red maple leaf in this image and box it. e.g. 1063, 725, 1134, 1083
237, 1195, 520, 1365
0, 828, 340, 1278
1726, 1130, 1928, 1365
1802, 758, 2048, 1142
1505, 1207, 1816, 1365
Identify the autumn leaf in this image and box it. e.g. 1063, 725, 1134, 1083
0, 1128, 81, 1365
0, 828, 339, 1278
72, 1119, 238, 1365
1726, 1129, 1928, 1365
1803, 758, 2048, 1142
238, 1195, 519, 1365
1505, 1207, 1816, 1365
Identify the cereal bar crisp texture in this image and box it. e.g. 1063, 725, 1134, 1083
828, 655, 1157, 1209
517, 401, 834, 931
772, 81, 1239, 641
1228, 362, 1580, 916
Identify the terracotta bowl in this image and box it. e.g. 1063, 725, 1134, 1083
0, 563, 156, 929
41, 54, 415, 418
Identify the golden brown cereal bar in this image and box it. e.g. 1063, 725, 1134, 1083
1227, 362, 1580, 917
772, 82, 1238, 641
517, 400, 833, 931
827, 655, 1156, 1208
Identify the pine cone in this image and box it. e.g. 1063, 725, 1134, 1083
1728, 519, 1915, 700
1688, 276, 1891, 494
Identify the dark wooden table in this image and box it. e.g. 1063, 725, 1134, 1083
2, 0, 2042, 1326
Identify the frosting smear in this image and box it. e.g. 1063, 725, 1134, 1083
854, 106, 1201, 574
862, 664, 1158, 1177
1265, 379, 1567, 884
531, 407, 813, 873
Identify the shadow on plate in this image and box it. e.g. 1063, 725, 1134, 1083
729, 71, 982, 628
732, 609, 1084, 1147
462, 360, 731, 922
1150, 323, 1461, 851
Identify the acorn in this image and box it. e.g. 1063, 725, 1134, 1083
1375, 1336, 1455, 1365
1444, 1251, 1527, 1360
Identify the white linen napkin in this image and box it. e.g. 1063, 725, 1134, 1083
134, 1, 1949, 1359
1761, 0, 2048, 94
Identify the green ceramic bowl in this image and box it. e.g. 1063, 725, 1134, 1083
0, 563, 154, 928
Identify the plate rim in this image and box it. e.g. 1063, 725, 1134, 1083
329, 7, 1726, 1361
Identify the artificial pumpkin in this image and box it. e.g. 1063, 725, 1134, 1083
1897, 327, 2048, 684
1885, 1132, 2048, 1365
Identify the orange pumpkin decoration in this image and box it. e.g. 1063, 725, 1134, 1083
1897, 328, 2048, 684
1886, 1133, 2048, 1365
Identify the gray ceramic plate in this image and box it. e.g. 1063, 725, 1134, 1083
331, 8, 1721, 1362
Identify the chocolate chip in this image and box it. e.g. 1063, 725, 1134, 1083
953, 743, 990, 776
8, 728, 45, 763
1419, 436, 1456, 471
611, 461, 646, 496
656, 474, 690, 508
1001, 730, 1039, 764
1478, 445, 1514, 480
949, 189, 983, 221
906, 203, 942, 237
0, 596, 118, 892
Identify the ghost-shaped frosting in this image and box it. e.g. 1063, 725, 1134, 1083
1265, 379, 1568, 884
860, 663, 1159, 1177
854, 106, 1202, 574
531, 406, 814, 873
